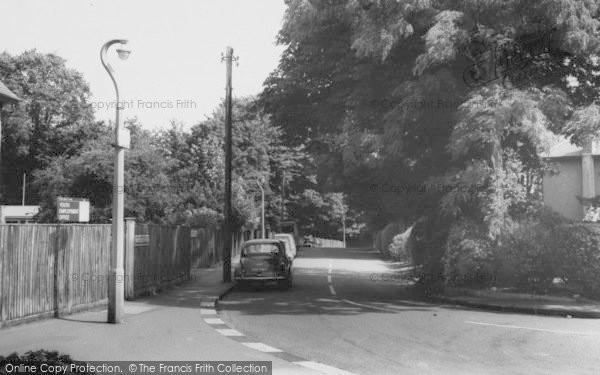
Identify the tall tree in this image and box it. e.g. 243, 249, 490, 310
261, 0, 600, 233
0, 50, 96, 204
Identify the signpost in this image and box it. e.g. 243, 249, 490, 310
56, 197, 90, 222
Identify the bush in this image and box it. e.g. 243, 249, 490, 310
443, 221, 494, 287
410, 215, 451, 295
388, 226, 413, 261
0, 350, 94, 374
374, 221, 406, 257
494, 220, 561, 293
557, 223, 600, 298
493, 215, 600, 298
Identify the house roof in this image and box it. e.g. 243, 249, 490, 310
542, 137, 600, 158
0, 80, 20, 104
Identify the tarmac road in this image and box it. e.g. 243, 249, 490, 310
219, 247, 600, 375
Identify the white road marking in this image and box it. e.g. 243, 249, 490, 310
242, 342, 283, 353
465, 321, 600, 336
294, 361, 357, 375
204, 318, 225, 325
200, 308, 217, 315
215, 328, 244, 336
328, 259, 336, 295
340, 298, 401, 313
200, 301, 216, 308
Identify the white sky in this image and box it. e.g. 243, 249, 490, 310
1, 0, 287, 129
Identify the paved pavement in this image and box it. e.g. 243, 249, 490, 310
219, 247, 600, 375
0, 266, 322, 375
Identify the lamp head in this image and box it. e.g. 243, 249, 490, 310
116, 47, 131, 60
115, 39, 130, 60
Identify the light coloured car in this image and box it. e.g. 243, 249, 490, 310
274, 233, 297, 259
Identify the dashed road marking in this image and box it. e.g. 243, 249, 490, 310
242, 342, 283, 353
204, 318, 225, 325
203, 276, 356, 375
294, 361, 357, 375
465, 321, 600, 336
215, 328, 244, 336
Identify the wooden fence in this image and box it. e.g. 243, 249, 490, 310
126, 223, 192, 298
0, 224, 111, 326
189, 228, 244, 268
0, 222, 247, 327
314, 237, 345, 248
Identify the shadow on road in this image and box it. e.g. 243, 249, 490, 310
218, 246, 435, 317
220, 286, 432, 316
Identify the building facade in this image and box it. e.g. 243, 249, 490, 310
542, 139, 600, 221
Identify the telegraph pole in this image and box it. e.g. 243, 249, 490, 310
281, 172, 286, 221
221, 47, 237, 282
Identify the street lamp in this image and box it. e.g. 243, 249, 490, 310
342, 210, 346, 248
257, 178, 265, 239
101, 39, 130, 324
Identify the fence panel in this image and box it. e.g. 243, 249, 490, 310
314, 237, 345, 248
132, 223, 155, 296
130, 224, 192, 298
189, 228, 245, 268
1, 222, 245, 324
0, 224, 110, 326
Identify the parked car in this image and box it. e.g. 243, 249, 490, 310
301, 235, 316, 248
274, 233, 297, 259
234, 239, 293, 290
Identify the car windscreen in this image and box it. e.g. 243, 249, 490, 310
275, 236, 290, 248
242, 243, 280, 256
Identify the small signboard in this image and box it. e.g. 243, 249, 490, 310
191, 229, 198, 238
57, 197, 90, 222
135, 234, 150, 246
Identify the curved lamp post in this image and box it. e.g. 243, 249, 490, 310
101, 39, 130, 324
257, 178, 265, 239
342, 209, 346, 248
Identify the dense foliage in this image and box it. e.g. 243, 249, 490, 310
261, 0, 600, 289
0, 50, 355, 236
0, 50, 98, 204
30, 96, 304, 228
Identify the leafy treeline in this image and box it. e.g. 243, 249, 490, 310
260, 0, 600, 289
0, 50, 355, 238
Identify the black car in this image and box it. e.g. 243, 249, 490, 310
234, 239, 293, 290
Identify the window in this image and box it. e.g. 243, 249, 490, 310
243, 243, 280, 256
